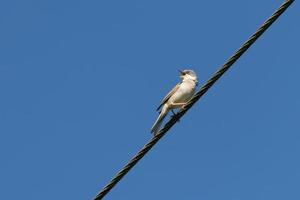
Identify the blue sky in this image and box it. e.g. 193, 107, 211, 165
0, 0, 299, 199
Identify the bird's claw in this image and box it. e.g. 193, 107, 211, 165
171, 110, 180, 123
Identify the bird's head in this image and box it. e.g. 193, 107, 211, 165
179, 69, 198, 84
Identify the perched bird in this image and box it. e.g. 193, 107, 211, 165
151, 69, 198, 135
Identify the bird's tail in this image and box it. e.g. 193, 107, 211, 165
151, 105, 168, 135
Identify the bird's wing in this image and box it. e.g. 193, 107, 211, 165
156, 82, 181, 111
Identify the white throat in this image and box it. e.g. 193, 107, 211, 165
182, 74, 197, 83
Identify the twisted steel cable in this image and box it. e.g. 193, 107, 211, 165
94, 1, 294, 199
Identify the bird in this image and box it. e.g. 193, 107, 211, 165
151, 69, 198, 135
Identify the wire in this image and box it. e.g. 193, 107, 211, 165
94, 1, 294, 199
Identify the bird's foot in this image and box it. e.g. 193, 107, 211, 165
171, 110, 180, 123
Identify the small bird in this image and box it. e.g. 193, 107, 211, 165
151, 69, 198, 135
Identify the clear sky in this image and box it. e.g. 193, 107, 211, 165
0, 0, 299, 199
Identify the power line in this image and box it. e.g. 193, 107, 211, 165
94, 1, 294, 199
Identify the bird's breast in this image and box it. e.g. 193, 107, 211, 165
169, 82, 196, 104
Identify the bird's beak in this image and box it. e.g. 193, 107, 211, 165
178, 70, 185, 75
